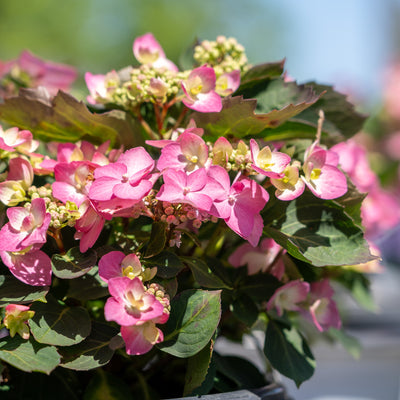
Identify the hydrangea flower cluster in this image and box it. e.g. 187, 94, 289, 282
0, 33, 379, 397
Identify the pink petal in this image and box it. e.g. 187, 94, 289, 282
183, 91, 222, 113
121, 323, 163, 355
98, 251, 126, 282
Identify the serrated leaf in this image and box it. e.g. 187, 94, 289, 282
30, 295, 91, 346
0, 89, 143, 148
60, 322, 118, 370
83, 369, 133, 400
238, 60, 285, 91
181, 257, 232, 289
263, 190, 374, 267
52, 247, 97, 279
143, 251, 184, 279
183, 340, 213, 396
0, 275, 48, 306
264, 320, 315, 387
144, 221, 167, 258
0, 336, 60, 374
159, 289, 221, 358
193, 85, 322, 140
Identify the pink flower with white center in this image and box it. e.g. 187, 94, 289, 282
266, 280, 310, 316
133, 33, 178, 72
250, 139, 291, 179
6, 50, 77, 96
0, 126, 39, 154
0, 157, 34, 206
84, 70, 120, 104
74, 201, 105, 253
121, 321, 164, 355
3, 304, 35, 339
104, 277, 164, 327
156, 168, 224, 212
89, 147, 155, 202
331, 140, 377, 193
215, 70, 241, 97
52, 161, 92, 207
208, 167, 269, 246
270, 163, 305, 201
302, 146, 347, 199
156, 131, 209, 172
305, 279, 341, 332
0, 198, 51, 252
181, 66, 222, 113
98, 251, 156, 283
0, 248, 52, 286
228, 238, 285, 279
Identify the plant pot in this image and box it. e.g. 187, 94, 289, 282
166, 382, 291, 400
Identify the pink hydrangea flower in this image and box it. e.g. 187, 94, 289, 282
156, 168, 224, 212
0, 198, 51, 252
250, 139, 291, 179
0, 248, 52, 286
3, 304, 35, 339
270, 163, 305, 201
215, 70, 241, 97
104, 277, 164, 327
133, 33, 178, 72
266, 280, 310, 316
0, 125, 39, 154
181, 66, 222, 113
89, 147, 155, 202
228, 238, 285, 279
208, 167, 269, 246
121, 321, 164, 355
305, 279, 341, 332
84, 70, 120, 104
302, 145, 347, 199
156, 130, 209, 172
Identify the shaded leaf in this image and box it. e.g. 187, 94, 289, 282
230, 294, 259, 326
181, 257, 232, 289
263, 190, 374, 267
0, 275, 48, 306
184, 340, 213, 396
52, 247, 97, 279
143, 251, 184, 279
238, 60, 285, 91
66, 270, 109, 301
0, 89, 143, 148
144, 221, 167, 258
239, 274, 281, 301
264, 320, 315, 387
30, 295, 91, 346
60, 322, 118, 370
159, 289, 221, 358
0, 336, 60, 374
83, 369, 133, 400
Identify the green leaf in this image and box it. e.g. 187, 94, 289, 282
30, 295, 91, 346
158, 289, 221, 358
0, 336, 60, 374
238, 60, 285, 91
328, 328, 361, 359
184, 341, 213, 396
143, 251, 184, 279
0, 275, 48, 306
230, 294, 259, 326
144, 221, 167, 258
239, 274, 281, 301
0, 89, 143, 148
193, 85, 322, 140
264, 320, 315, 386
60, 322, 119, 370
52, 247, 97, 279
66, 270, 109, 301
83, 370, 133, 400
181, 257, 232, 289
263, 190, 374, 267
214, 354, 267, 390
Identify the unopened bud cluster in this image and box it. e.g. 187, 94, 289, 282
193, 36, 249, 76
147, 282, 170, 316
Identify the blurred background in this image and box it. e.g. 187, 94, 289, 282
1, 0, 400, 399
